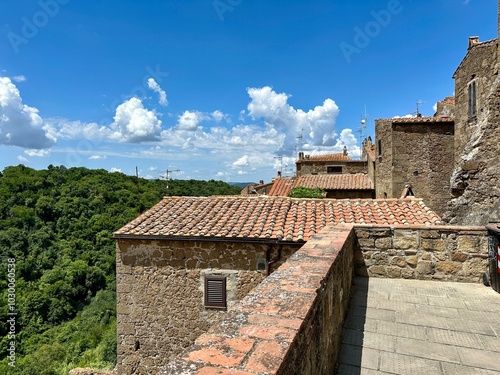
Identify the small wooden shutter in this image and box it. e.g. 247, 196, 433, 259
204, 276, 227, 308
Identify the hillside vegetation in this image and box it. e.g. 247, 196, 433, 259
0, 165, 241, 374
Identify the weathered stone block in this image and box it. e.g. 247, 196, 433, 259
421, 252, 433, 261
355, 230, 370, 238
406, 255, 418, 267
420, 230, 440, 239
451, 252, 469, 262
435, 261, 463, 274
457, 235, 480, 252
401, 268, 415, 279
369, 265, 386, 276
421, 239, 445, 252
393, 230, 418, 249
375, 237, 392, 249
387, 267, 402, 278
416, 261, 434, 275
358, 238, 375, 248
390, 256, 407, 268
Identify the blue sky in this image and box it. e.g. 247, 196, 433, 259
0, 0, 496, 182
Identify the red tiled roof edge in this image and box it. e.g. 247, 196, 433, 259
114, 196, 442, 242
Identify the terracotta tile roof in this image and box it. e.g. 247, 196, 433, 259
295, 174, 373, 190
268, 178, 294, 196
379, 116, 454, 124
114, 196, 441, 242
296, 153, 351, 163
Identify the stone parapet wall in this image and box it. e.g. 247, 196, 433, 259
165, 225, 356, 375
116, 239, 300, 375
353, 225, 488, 282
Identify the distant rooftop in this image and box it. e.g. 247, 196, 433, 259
296, 152, 351, 163
114, 196, 441, 242
295, 174, 373, 191
378, 116, 454, 124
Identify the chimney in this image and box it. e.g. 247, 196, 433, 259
298, 152, 304, 159
277, 171, 282, 178
468, 36, 480, 49
259, 180, 264, 185
343, 145, 348, 156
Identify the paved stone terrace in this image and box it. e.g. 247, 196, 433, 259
337, 277, 500, 374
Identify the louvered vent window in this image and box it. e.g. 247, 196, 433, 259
468, 79, 477, 118
204, 276, 227, 308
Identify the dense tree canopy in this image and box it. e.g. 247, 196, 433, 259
0, 165, 241, 374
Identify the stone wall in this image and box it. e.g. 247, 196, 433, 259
165, 225, 356, 375
353, 225, 488, 282
391, 122, 454, 217
375, 119, 455, 217
374, 119, 393, 199
116, 239, 300, 375
445, 36, 500, 225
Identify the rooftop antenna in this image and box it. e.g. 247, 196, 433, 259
274, 154, 283, 175
296, 128, 304, 156
161, 168, 180, 196
357, 106, 369, 157
416, 100, 427, 116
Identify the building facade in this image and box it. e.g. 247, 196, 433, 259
444, 30, 500, 225
374, 116, 455, 217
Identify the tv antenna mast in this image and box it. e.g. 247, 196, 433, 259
161, 168, 180, 196
274, 154, 283, 175
357, 106, 369, 157
415, 100, 426, 116
295, 128, 304, 156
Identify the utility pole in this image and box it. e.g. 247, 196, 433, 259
161, 169, 180, 196
136, 166, 141, 213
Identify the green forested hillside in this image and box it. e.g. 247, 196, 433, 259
0, 165, 241, 374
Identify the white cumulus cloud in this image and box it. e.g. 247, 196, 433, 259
176, 110, 207, 131
25, 149, 50, 157
246, 86, 339, 153
0, 77, 56, 149
110, 97, 162, 143
147, 78, 168, 106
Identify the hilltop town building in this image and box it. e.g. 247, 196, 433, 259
113, 195, 440, 374
373, 115, 455, 217
444, 32, 500, 225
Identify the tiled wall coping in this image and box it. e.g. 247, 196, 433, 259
164, 225, 355, 375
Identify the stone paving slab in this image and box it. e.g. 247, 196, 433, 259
335, 277, 500, 375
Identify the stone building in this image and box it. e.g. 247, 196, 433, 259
444, 29, 500, 224
113, 195, 440, 374
296, 148, 367, 176
373, 115, 455, 217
